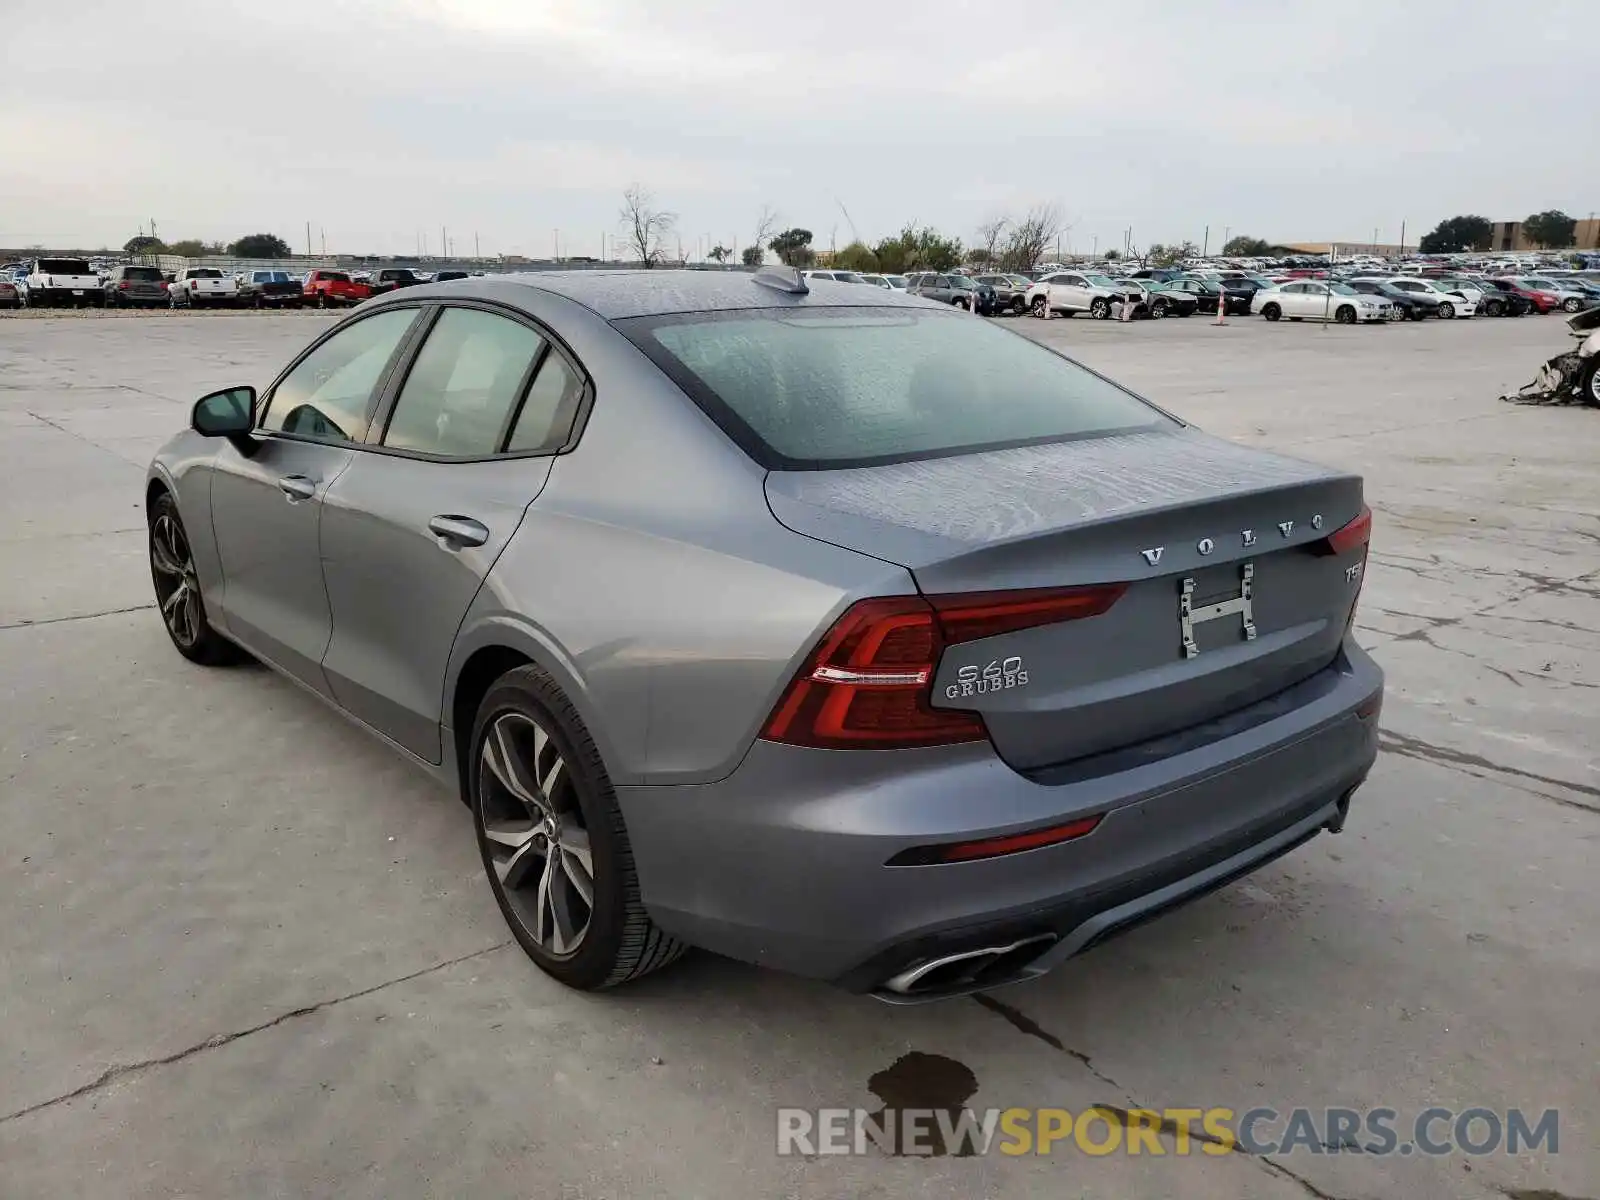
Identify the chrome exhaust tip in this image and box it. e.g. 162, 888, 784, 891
880, 933, 1058, 997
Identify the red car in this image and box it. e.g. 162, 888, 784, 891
1482, 278, 1558, 314
303, 270, 372, 308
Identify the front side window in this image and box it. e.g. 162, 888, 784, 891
624, 307, 1171, 469
262, 308, 419, 444
383, 308, 547, 457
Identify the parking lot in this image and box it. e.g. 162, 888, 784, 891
1, 310, 1596, 1198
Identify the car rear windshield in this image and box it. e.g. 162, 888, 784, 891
123, 266, 163, 281
621, 307, 1171, 469
189, 268, 223, 278
321, 271, 351, 282
40, 259, 91, 274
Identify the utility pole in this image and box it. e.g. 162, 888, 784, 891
320, 227, 326, 256
1372, 226, 1378, 254
1203, 225, 1209, 257
1092, 235, 1097, 260
306, 221, 312, 256
442, 226, 447, 261
1223, 226, 1230, 254
554, 229, 560, 261
1399, 220, 1406, 256
474, 231, 480, 260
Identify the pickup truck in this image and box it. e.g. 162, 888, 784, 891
25, 258, 105, 308
237, 269, 304, 308
367, 267, 426, 295
303, 270, 372, 307
169, 267, 240, 308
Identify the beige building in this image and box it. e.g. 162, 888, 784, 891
1488, 218, 1600, 252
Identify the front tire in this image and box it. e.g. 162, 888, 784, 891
1583, 358, 1600, 407
1437, 302, 1455, 319
1030, 295, 1047, 317
1152, 299, 1168, 318
1262, 303, 1281, 322
148, 492, 242, 665
1563, 297, 1584, 313
1335, 305, 1356, 325
1010, 296, 1025, 315
471, 665, 687, 990
1089, 297, 1111, 319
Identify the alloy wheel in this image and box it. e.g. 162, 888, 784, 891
479, 711, 595, 957
150, 514, 201, 647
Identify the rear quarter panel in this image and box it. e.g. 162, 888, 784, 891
443, 287, 910, 786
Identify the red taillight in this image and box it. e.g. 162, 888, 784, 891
760, 584, 1126, 751
118, 281, 130, 289
1327, 505, 1372, 555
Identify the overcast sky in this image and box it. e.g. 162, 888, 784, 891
6, 0, 1597, 258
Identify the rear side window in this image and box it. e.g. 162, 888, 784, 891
623, 308, 1170, 469
383, 308, 546, 457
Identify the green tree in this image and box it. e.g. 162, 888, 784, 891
167, 238, 227, 258
707, 244, 732, 264
1103, 249, 1120, 261
1222, 235, 1273, 257
1417, 215, 1492, 254
740, 245, 764, 267
1522, 210, 1576, 249
228, 233, 292, 258
833, 240, 879, 272
124, 234, 165, 255
769, 228, 815, 267
873, 224, 963, 273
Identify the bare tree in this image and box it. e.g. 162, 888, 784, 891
619, 183, 676, 268
751, 204, 778, 263
976, 216, 1010, 264
999, 204, 1065, 273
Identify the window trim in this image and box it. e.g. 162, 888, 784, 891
255, 303, 430, 448
616, 305, 1177, 472
361, 298, 595, 464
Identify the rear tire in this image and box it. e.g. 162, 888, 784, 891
1262, 303, 1281, 322
1010, 296, 1025, 315
1152, 299, 1168, 318
471, 665, 687, 990
1583, 358, 1600, 407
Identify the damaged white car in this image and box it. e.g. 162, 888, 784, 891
1503, 307, 1600, 407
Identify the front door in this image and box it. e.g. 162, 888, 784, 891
319, 305, 586, 761
208, 307, 422, 694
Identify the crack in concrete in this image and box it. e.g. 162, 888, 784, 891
971, 994, 1363, 1200
0, 940, 513, 1127
1380, 731, 1600, 812
1, 603, 155, 631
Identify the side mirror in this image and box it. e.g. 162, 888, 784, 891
192, 387, 257, 452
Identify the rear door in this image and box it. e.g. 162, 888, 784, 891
318, 303, 588, 761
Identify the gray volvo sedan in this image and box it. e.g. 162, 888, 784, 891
146, 268, 1382, 1001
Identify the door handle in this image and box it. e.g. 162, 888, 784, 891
428, 514, 490, 548
278, 474, 317, 501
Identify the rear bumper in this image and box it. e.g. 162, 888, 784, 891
620, 639, 1382, 995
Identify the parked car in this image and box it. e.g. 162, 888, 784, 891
303, 270, 372, 307
1165, 278, 1252, 316
234, 269, 303, 308
1343, 278, 1434, 321
25, 257, 104, 307
168, 267, 239, 308
1025, 270, 1141, 319
103, 264, 169, 308
0, 278, 20, 309
1129, 268, 1181, 281
1122, 279, 1197, 318
803, 269, 866, 284
366, 267, 428, 295
145, 267, 1382, 998
1517, 277, 1593, 314
1253, 282, 1396, 324
907, 272, 999, 314
1386, 278, 1478, 318
1430, 276, 1521, 316
432, 270, 470, 283
973, 273, 1035, 315
1477, 277, 1556, 314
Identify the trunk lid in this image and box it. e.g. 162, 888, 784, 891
765, 428, 1366, 771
